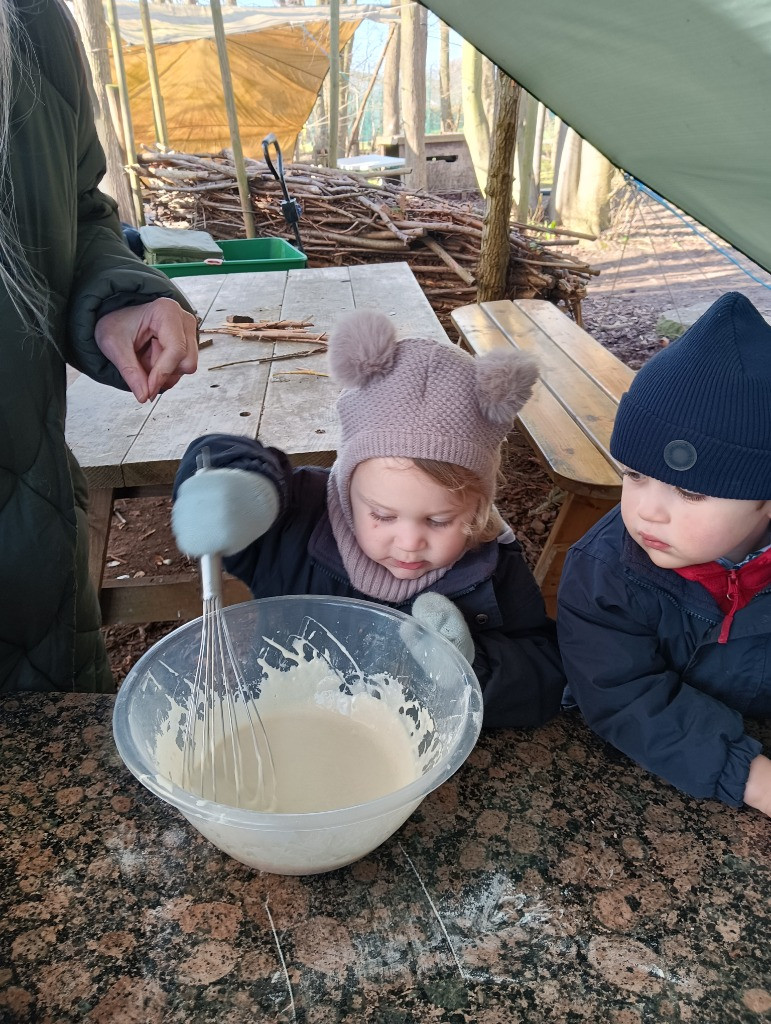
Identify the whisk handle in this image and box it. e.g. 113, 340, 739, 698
200, 553, 224, 603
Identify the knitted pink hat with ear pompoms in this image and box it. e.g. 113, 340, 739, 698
328, 309, 540, 526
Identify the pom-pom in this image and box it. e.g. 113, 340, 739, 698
328, 310, 398, 388
474, 350, 540, 426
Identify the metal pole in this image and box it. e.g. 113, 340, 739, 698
209, 0, 256, 237
138, 0, 169, 148
328, 0, 340, 167
104, 0, 145, 225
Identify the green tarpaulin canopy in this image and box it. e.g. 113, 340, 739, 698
420, 0, 771, 275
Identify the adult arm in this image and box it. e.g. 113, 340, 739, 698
59, 0, 197, 395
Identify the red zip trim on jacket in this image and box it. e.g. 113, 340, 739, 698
674, 547, 771, 644
719, 570, 741, 644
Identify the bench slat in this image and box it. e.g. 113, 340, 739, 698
481, 301, 623, 465
451, 304, 621, 496
493, 298, 635, 403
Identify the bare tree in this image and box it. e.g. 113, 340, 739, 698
477, 69, 520, 301
337, 0, 355, 157
438, 19, 452, 132
512, 90, 538, 221
554, 136, 618, 235
347, 25, 396, 156
546, 118, 568, 222
72, 0, 133, 222
399, 0, 427, 190
461, 40, 490, 192
382, 0, 401, 139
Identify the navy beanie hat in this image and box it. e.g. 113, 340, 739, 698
610, 292, 771, 499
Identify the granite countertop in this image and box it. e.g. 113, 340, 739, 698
1, 693, 770, 1023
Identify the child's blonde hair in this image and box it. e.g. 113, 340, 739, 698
413, 450, 504, 545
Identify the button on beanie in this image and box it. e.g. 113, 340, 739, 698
327, 309, 540, 526
610, 291, 771, 499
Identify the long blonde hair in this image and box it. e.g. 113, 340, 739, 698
0, 0, 51, 340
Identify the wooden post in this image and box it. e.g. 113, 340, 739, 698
138, 0, 168, 148
328, 0, 340, 167
104, 0, 145, 226
209, 0, 256, 238
477, 70, 520, 302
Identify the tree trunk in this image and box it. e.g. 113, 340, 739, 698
399, 0, 427, 190
347, 25, 395, 156
477, 70, 520, 302
532, 101, 545, 212
513, 90, 538, 222
546, 117, 568, 222
571, 140, 618, 235
381, 0, 401, 139
71, 0, 133, 222
337, 0, 354, 158
552, 125, 582, 225
438, 19, 452, 132
550, 128, 617, 235
461, 40, 490, 192
327, 0, 339, 166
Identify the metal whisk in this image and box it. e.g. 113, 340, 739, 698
181, 455, 276, 810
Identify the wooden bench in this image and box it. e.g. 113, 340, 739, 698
451, 298, 635, 615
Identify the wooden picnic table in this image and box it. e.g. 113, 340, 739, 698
65, 262, 448, 625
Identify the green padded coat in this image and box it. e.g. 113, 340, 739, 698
1, 0, 192, 692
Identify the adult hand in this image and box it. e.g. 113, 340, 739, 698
744, 754, 771, 818
94, 297, 198, 403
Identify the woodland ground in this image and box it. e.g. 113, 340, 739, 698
100, 189, 771, 682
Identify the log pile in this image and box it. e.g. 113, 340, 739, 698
134, 147, 597, 328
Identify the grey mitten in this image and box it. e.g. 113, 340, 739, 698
411, 592, 475, 664
172, 467, 280, 558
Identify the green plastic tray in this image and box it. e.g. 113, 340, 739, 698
154, 237, 306, 277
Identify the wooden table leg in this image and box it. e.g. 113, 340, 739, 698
534, 492, 618, 617
100, 575, 251, 626
87, 488, 115, 607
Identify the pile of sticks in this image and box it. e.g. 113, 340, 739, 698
204, 316, 329, 371
135, 147, 597, 326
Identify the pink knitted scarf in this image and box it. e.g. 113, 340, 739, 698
326, 467, 448, 603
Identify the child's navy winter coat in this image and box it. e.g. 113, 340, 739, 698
558, 506, 771, 807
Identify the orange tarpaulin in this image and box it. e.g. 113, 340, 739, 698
123, 20, 357, 157
108, 4, 398, 157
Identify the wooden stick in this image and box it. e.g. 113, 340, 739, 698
356, 196, 413, 245
208, 347, 326, 370
272, 368, 329, 378
207, 327, 327, 343
421, 237, 475, 286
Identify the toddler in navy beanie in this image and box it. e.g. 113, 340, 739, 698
557, 292, 771, 817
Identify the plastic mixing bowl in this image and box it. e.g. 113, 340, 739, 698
113, 595, 483, 875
